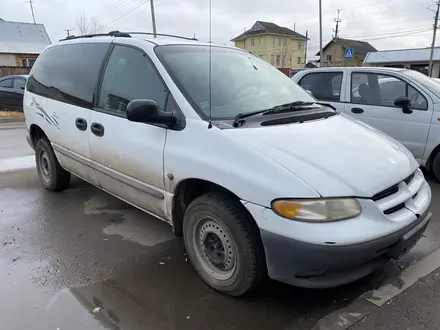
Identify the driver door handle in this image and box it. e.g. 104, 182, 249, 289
351, 107, 364, 114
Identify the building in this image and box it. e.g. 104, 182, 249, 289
316, 38, 377, 67
0, 20, 51, 68
231, 21, 308, 72
363, 47, 440, 77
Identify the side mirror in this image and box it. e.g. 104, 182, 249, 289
394, 97, 413, 114
126, 99, 177, 126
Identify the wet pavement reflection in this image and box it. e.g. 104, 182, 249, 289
1, 127, 440, 330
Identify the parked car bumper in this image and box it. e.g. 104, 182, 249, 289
259, 208, 431, 288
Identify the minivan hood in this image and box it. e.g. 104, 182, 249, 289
226, 114, 419, 197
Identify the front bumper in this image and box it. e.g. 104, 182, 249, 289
260, 209, 431, 288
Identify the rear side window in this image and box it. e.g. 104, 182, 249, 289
27, 43, 110, 108
13, 78, 26, 90
0, 79, 13, 88
298, 72, 343, 102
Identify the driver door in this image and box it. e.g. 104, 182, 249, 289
345, 72, 432, 162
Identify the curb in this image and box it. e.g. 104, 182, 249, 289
0, 118, 25, 123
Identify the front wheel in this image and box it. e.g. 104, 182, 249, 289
183, 192, 266, 296
35, 138, 71, 191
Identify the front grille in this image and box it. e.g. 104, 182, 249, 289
372, 172, 416, 202
372, 185, 399, 201
383, 203, 405, 215
372, 169, 425, 216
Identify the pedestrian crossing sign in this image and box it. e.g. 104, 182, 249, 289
345, 48, 354, 59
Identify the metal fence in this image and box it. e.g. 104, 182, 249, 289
0, 66, 31, 78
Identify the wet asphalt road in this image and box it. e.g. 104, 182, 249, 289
1, 124, 440, 330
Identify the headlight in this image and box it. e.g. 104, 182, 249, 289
271, 198, 361, 222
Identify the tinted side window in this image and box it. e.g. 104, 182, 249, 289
298, 72, 342, 101
98, 45, 167, 115
13, 78, 26, 90
0, 79, 13, 88
27, 43, 109, 108
351, 73, 428, 110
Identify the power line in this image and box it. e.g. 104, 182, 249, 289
295, 1, 431, 30
101, 0, 149, 29
98, 0, 142, 23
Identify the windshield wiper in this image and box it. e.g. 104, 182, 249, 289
232, 101, 318, 128
265, 101, 317, 114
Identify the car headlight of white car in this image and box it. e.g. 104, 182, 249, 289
272, 198, 361, 222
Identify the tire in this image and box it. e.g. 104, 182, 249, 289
35, 138, 71, 191
432, 151, 440, 181
183, 192, 266, 296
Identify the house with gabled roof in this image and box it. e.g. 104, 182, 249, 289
0, 20, 51, 68
316, 38, 377, 67
231, 21, 308, 72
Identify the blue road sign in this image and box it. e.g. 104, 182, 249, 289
345, 48, 354, 59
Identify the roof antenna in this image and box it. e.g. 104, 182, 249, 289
207, 0, 213, 129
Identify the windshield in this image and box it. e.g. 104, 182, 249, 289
403, 69, 440, 95
155, 45, 316, 120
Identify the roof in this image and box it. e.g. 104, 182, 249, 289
315, 38, 377, 58
0, 21, 51, 54
296, 66, 405, 73
364, 47, 440, 64
231, 21, 307, 41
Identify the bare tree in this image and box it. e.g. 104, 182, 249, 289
76, 12, 103, 35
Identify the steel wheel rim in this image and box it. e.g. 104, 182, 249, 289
39, 150, 51, 185
193, 216, 236, 281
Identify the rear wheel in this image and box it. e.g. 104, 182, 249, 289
183, 192, 266, 296
35, 138, 71, 191
431, 152, 440, 181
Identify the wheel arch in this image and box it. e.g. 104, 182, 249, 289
29, 124, 48, 147
171, 178, 256, 237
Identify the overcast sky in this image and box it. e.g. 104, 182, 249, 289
0, 0, 436, 58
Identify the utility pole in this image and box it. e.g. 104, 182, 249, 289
150, 0, 157, 38
63, 28, 74, 37
429, 2, 440, 77
28, 0, 36, 24
304, 30, 308, 65
333, 9, 342, 41
319, 0, 323, 67
294, 22, 296, 31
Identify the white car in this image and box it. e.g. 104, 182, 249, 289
24, 32, 431, 296
293, 67, 440, 180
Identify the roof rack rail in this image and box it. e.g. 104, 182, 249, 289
125, 32, 198, 41
59, 30, 131, 42
58, 31, 198, 42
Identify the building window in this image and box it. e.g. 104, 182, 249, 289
272, 38, 275, 45
260, 37, 264, 45
276, 55, 280, 66
275, 38, 279, 46
297, 57, 302, 64
270, 55, 275, 65
283, 39, 287, 46
298, 42, 302, 50
21, 58, 36, 68
326, 55, 333, 62
282, 55, 286, 66
251, 38, 255, 48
